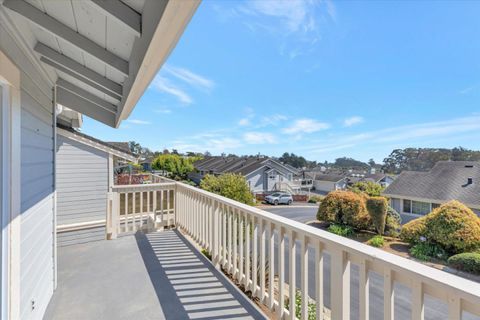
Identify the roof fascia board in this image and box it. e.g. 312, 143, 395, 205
57, 127, 136, 161
116, 0, 200, 126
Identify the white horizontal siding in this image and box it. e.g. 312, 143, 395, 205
56, 135, 108, 240
1, 21, 55, 320
57, 226, 106, 247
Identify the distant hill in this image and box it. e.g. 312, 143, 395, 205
382, 147, 480, 174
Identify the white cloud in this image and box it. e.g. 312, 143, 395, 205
283, 118, 330, 134
152, 76, 193, 104
243, 132, 277, 144
154, 108, 172, 114
229, 0, 335, 58
238, 118, 251, 126
343, 116, 364, 127
163, 65, 215, 91
126, 119, 151, 125
459, 84, 478, 95
258, 114, 288, 127
302, 115, 480, 155
248, 0, 317, 33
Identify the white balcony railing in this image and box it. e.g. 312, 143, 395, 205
107, 181, 480, 320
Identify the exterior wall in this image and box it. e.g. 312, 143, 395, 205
390, 198, 401, 213
1, 24, 55, 320
313, 180, 337, 194
56, 134, 108, 246
246, 170, 265, 193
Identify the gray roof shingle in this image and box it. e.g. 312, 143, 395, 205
383, 161, 480, 207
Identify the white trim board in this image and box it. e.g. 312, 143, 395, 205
57, 127, 137, 162
0, 49, 21, 320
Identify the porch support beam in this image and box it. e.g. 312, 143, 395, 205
56, 87, 116, 127
40, 57, 121, 101
34, 42, 123, 97
3, 0, 129, 75
56, 78, 117, 114
90, 0, 141, 37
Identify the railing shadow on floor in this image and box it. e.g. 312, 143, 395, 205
135, 229, 266, 320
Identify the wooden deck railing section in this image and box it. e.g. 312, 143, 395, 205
107, 181, 480, 320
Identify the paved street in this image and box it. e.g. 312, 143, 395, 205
260, 205, 478, 320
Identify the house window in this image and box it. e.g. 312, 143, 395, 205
412, 201, 430, 215
431, 203, 440, 210
269, 172, 276, 179
403, 199, 411, 213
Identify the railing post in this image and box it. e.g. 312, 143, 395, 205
173, 183, 177, 227
288, 230, 296, 320
300, 235, 308, 320
212, 201, 220, 269
412, 282, 424, 320
110, 192, 119, 239
330, 248, 350, 320
315, 240, 324, 320
359, 259, 369, 320
384, 268, 394, 320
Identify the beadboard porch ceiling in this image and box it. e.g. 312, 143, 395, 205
0, 0, 199, 127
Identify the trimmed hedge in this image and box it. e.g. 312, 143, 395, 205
448, 252, 480, 275
425, 201, 480, 253
385, 206, 402, 237
400, 200, 480, 255
400, 216, 427, 244
317, 191, 370, 230
366, 197, 388, 235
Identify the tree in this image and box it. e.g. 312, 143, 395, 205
279, 152, 308, 168
200, 173, 254, 205
333, 157, 368, 169
368, 158, 376, 167
349, 181, 385, 197
151, 154, 195, 180
382, 147, 480, 174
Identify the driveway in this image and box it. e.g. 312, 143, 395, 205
260, 205, 462, 320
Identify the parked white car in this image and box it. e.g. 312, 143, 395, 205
264, 193, 293, 205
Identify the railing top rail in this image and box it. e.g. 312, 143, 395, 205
112, 182, 176, 192
175, 181, 480, 303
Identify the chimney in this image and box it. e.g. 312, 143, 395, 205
467, 177, 473, 185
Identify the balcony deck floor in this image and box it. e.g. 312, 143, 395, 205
44, 230, 266, 320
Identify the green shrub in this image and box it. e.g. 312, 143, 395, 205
201, 248, 212, 260
308, 195, 324, 204
200, 173, 254, 205
285, 290, 317, 320
366, 197, 388, 235
349, 181, 385, 197
410, 242, 448, 261
384, 206, 402, 236
367, 235, 385, 248
448, 252, 480, 275
400, 216, 427, 244
317, 191, 370, 230
424, 200, 480, 254
327, 224, 354, 237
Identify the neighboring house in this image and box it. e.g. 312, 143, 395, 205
140, 157, 154, 171
56, 124, 136, 246
346, 171, 395, 188
312, 173, 347, 195
191, 156, 298, 193
383, 161, 480, 216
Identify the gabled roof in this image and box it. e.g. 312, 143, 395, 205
383, 161, 480, 208
193, 156, 297, 177
313, 173, 346, 183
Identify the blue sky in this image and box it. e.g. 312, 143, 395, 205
82, 0, 480, 163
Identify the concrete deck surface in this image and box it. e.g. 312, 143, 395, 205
44, 230, 266, 320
